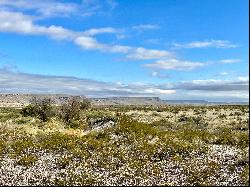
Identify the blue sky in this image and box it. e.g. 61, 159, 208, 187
0, 0, 249, 101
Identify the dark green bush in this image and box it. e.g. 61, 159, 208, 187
20, 104, 37, 117
21, 97, 54, 122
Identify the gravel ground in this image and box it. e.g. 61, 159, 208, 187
0, 145, 247, 186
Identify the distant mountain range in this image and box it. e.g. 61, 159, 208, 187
162, 100, 249, 105
90, 97, 162, 105
0, 94, 248, 107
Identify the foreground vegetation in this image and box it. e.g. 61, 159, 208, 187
0, 98, 249, 186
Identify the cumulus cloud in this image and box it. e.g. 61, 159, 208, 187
0, 10, 77, 40
173, 39, 238, 49
0, 4, 240, 75
74, 36, 105, 50
0, 10, 122, 41
144, 59, 206, 71
0, 7, 175, 63
0, 10, 173, 61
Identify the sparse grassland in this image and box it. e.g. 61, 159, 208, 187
0, 103, 249, 186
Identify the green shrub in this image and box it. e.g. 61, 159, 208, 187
0, 112, 21, 122
20, 104, 37, 117
17, 154, 38, 166
241, 165, 249, 185
21, 97, 54, 122
9, 138, 36, 157
59, 96, 90, 125
15, 117, 31, 125
0, 140, 5, 155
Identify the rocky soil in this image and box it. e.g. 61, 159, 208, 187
0, 104, 248, 186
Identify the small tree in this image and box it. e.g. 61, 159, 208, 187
60, 96, 90, 125
21, 96, 54, 122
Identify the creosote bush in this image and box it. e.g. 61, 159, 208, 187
16, 154, 38, 166
59, 96, 90, 127
21, 96, 90, 126
21, 97, 54, 122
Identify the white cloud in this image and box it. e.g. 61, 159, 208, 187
237, 76, 249, 82
1, 69, 248, 101
74, 36, 173, 60
174, 78, 249, 91
45, 25, 78, 40
74, 34, 173, 60
169, 77, 249, 101
74, 36, 131, 53
218, 59, 241, 64
186, 91, 249, 100
0, 10, 35, 33
126, 47, 172, 60
0, 10, 77, 40
0, 0, 80, 18
173, 39, 238, 49
144, 59, 206, 71
83, 27, 119, 36
74, 36, 105, 50
109, 45, 132, 53
132, 24, 160, 31
0, 9, 170, 60
0, 10, 174, 61
0, 10, 123, 41
0, 69, 176, 97
144, 88, 176, 95
0, 0, 117, 18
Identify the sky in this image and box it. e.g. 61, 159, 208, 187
0, 0, 249, 102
